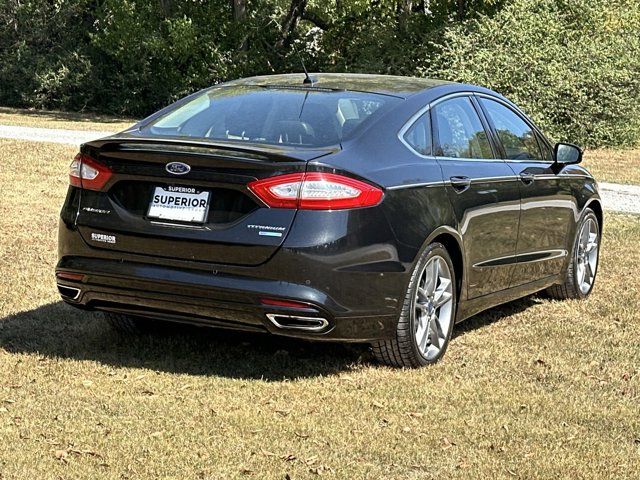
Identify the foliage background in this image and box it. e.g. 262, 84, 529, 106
0, 0, 639, 147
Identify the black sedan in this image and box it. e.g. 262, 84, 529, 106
56, 73, 602, 367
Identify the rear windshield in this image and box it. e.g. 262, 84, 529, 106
140, 86, 400, 148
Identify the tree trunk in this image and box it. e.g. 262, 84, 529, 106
302, 9, 332, 30
276, 0, 308, 50
456, 0, 466, 20
232, 0, 246, 22
398, 0, 413, 30
231, 0, 248, 52
158, 0, 173, 17
399, 0, 413, 15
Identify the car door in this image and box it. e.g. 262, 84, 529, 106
431, 95, 521, 299
476, 95, 575, 286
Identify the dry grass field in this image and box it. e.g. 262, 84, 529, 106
582, 149, 640, 185
0, 124, 639, 478
0, 107, 638, 185
0, 107, 135, 132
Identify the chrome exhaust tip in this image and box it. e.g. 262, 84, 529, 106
266, 314, 329, 332
57, 284, 81, 301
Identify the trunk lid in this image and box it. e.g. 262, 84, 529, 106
76, 135, 336, 266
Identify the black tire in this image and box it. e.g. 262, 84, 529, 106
547, 208, 600, 300
104, 311, 158, 335
372, 242, 457, 368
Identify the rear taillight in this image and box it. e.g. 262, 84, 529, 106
69, 153, 113, 191
248, 173, 383, 210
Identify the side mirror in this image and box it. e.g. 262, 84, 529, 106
553, 142, 582, 166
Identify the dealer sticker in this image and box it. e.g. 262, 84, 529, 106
91, 232, 116, 244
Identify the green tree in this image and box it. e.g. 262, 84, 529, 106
424, 0, 640, 147
0, 0, 638, 147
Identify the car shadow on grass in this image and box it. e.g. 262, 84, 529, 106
452, 295, 541, 339
0, 296, 542, 379
0, 301, 368, 380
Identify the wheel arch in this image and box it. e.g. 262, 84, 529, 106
561, 197, 603, 274
585, 198, 603, 233
424, 227, 465, 303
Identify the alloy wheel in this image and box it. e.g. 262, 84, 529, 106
575, 217, 599, 294
414, 255, 454, 360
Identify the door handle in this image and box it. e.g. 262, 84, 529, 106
519, 173, 535, 185
449, 176, 471, 193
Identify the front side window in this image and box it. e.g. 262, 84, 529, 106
141, 86, 400, 148
480, 98, 543, 160
433, 97, 493, 159
536, 133, 553, 161
403, 111, 432, 156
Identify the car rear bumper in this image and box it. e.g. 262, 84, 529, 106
56, 257, 396, 341
57, 219, 402, 342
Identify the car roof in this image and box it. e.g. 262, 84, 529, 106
220, 73, 454, 98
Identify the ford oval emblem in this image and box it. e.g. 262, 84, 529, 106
166, 161, 191, 175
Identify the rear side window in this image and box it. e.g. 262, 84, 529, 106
479, 98, 544, 160
403, 111, 432, 156
433, 97, 493, 159
142, 87, 400, 148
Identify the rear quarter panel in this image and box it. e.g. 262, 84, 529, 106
290, 93, 461, 313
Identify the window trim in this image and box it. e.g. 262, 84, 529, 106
397, 92, 485, 159
397, 104, 434, 159
397, 90, 554, 163
402, 112, 433, 157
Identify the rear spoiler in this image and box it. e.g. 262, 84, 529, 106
83, 134, 339, 163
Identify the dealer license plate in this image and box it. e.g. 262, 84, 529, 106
147, 186, 210, 223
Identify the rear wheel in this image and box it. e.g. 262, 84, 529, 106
547, 209, 600, 300
372, 243, 457, 368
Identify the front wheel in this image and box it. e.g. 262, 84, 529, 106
547, 208, 600, 300
372, 243, 457, 368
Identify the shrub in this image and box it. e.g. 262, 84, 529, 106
1, 0, 638, 147
423, 0, 640, 147
0, 0, 97, 111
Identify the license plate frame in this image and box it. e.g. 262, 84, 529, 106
147, 186, 211, 224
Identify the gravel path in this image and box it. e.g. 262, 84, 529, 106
598, 182, 640, 215
1, 124, 638, 215
0, 124, 115, 146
